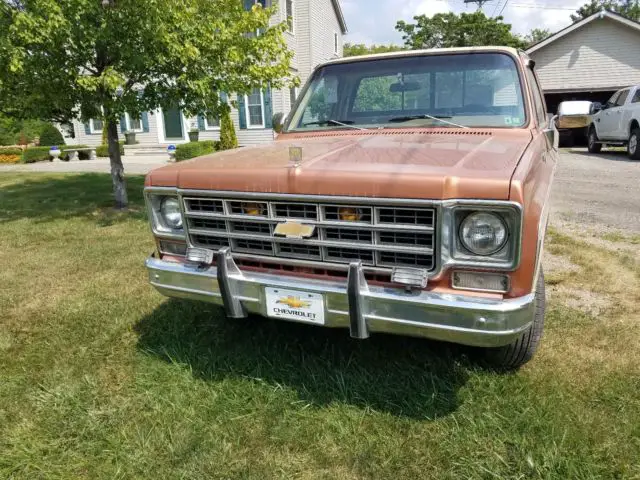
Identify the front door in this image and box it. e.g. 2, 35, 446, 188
163, 108, 184, 140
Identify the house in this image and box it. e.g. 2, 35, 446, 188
70, 0, 347, 148
526, 10, 640, 114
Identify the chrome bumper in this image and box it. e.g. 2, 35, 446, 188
146, 248, 536, 348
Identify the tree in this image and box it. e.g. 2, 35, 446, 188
525, 28, 552, 47
396, 11, 526, 50
219, 106, 238, 151
571, 0, 640, 22
0, 0, 295, 208
38, 123, 65, 146
343, 43, 405, 57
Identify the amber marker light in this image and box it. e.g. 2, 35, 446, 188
338, 207, 362, 221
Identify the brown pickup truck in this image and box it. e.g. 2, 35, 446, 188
145, 47, 558, 369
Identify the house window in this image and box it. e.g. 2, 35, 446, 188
89, 118, 103, 134
289, 87, 297, 110
334, 32, 339, 55
245, 88, 265, 128
285, 0, 294, 33
125, 113, 143, 133
205, 113, 220, 130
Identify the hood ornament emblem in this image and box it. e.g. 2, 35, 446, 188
289, 146, 302, 168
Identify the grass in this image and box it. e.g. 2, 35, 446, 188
1, 173, 639, 479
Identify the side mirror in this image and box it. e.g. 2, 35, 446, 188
590, 102, 603, 114
548, 115, 559, 150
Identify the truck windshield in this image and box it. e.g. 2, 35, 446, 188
286, 53, 527, 131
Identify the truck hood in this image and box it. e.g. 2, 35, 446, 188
147, 129, 533, 200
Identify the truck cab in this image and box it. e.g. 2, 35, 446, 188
588, 85, 640, 159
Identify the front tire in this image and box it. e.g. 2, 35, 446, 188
588, 126, 602, 153
628, 128, 640, 160
482, 272, 546, 370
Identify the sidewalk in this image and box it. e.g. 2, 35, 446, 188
0, 154, 169, 175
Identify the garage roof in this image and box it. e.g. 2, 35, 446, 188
526, 10, 640, 54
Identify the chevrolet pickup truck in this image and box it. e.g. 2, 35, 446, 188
144, 47, 559, 369
588, 84, 640, 159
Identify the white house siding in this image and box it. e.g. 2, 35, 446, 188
530, 18, 640, 93
71, 112, 161, 146
310, 0, 343, 71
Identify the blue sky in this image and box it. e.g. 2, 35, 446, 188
340, 0, 586, 45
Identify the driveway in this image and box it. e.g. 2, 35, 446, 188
551, 149, 640, 233
0, 154, 168, 175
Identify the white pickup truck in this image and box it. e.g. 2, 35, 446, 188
588, 85, 640, 159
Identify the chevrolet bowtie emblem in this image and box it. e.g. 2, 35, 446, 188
274, 221, 315, 239
276, 296, 312, 309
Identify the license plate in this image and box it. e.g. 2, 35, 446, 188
265, 287, 324, 325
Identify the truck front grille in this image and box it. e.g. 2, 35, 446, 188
183, 195, 437, 273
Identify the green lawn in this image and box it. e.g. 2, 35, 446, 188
1, 173, 639, 479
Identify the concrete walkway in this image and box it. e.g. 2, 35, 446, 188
0, 154, 169, 175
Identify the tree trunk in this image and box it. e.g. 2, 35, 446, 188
107, 118, 128, 209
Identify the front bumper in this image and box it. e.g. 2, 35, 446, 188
146, 248, 536, 348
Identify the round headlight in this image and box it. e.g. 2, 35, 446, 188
160, 197, 183, 229
460, 212, 508, 256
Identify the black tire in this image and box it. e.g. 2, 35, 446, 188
482, 271, 546, 370
628, 128, 640, 160
587, 126, 602, 153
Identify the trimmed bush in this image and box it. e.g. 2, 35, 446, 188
96, 141, 125, 158
22, 146, 52, 163
0, 154, 21, 164
0, 147, 24, 156
38, 123, 65, 146
175, 140, 217, 161
219, 108, 238, 150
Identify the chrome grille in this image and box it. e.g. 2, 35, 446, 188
183, 195, 437, 273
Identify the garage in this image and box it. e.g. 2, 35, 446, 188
526, 10, 640, 145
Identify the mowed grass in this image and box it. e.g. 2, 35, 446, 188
1, 173, 639, 479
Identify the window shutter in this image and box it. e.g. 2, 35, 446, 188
238, 94, 247, 129
263, 86, 273, 129
84, 122, 91, 135
243, 0, 253, 10
197, 115, 206, 131
142, 112, 150, 133
119, 116, 127, 132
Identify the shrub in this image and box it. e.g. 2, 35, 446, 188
38, 123, 65, 146
0, 154, 21, 164
22, 146, 52, 163
219, 108, 238, 150
175, 140, 217, 161
0, 147, 24, 156
96, 141, 125, 158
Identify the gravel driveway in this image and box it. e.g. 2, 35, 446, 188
551, 149, 640, 233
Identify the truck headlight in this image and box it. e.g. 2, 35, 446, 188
160, 197, 183, 229
459, 212, 508, 256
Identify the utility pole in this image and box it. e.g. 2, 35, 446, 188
463, 0, 492, 9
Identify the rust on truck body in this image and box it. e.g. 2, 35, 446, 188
144, 47, 557, 367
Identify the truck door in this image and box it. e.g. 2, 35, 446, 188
596, 90, 619, 138
609, 89, 630, 140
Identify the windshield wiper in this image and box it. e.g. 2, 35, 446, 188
388, 114, 469, 129
302, 119, 369, 130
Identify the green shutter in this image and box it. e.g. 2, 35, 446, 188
197, 115, 206, 131
238, 94, 247, 129
142, 112, 150, 132
119, 116, 127, 132
263, 86, 273, 129
84, 122, 91, 135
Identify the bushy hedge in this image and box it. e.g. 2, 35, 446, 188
22, 146, 52, 163
175, 140, 218, 161
38, 123, 65, 146
219, 109, 238, 150
96, 141, 125, 158
0, 147, 23, 156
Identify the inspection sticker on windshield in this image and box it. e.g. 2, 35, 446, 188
265, 288, 325, 325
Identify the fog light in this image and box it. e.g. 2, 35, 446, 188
452, 271, 509, 293
186, 247, 214, 265
391, 267, 428, 288
159, 241, 187, 256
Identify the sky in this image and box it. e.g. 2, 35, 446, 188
340, 0, 588, 45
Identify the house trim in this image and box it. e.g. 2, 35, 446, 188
331, 0, 348, 34
526, 10, 640, 54
89, 118, 103, 134
124, 113, 144, 133
156, 108, 190, 144
245, 90, 266, 129
204, 115, 221, 131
